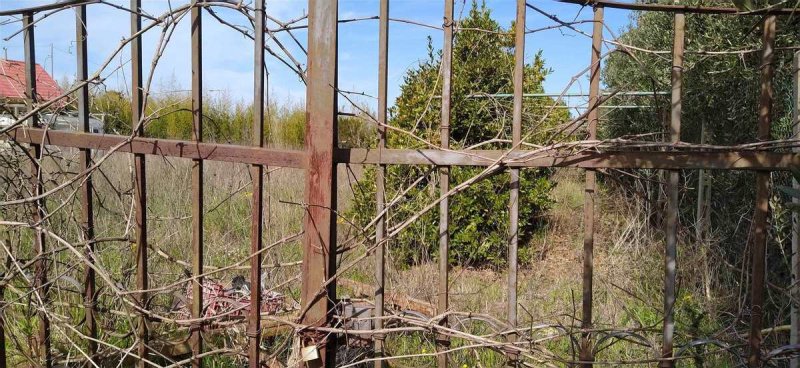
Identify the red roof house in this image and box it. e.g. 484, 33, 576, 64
0, 59, 66, 109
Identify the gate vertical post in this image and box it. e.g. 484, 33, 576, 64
129, 1, 148, 366
507, 1, 526, 366
302, 0, 338, 366
190, 4, 205, 367
749, 14, 777, 368
580, 5, 603, 367
75, 4, 97, 360
23, 12, 51, 368
374, 0, 389, 366
437, 1, 454, 367
248, 0, 265, 366
661, 11, 685, 368
791, 50, 800, 368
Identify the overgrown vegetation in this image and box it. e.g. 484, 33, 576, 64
90, 88, 374, 148
349, 1, 569, 268
602, 1, 800, 356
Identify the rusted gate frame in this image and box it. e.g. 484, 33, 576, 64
129, 1, 148, 366
661, 11, 685, 368
580, 5, 603, 367
301, 0, 339, 366
749, 14, 777, 368
374, 0, 389, 367
249, 1, 266, 367
507, 0, 526, 366
0, 1, 791, 368
76, 3, 98, 361
437, 1, 454, 367
190, 4, 204, 368
22, 11, 52, 368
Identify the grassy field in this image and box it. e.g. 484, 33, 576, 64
0, 147, 736, 366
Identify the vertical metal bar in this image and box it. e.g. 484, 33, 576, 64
661, 11, 685, 368
75, 4, 97, 361
374, 0, 389, 366
190, 5, 204, 368
791, 50, 800, 368
0, 281, 4, 366
23, 12, 51, 368
580, 5, 603, 368
437, 1, 454, 367
507, 1, 525, 366
749, 14, 777, 368
130, 1, 148, 366
249, 0, 265, 366
302, 0, 338, 366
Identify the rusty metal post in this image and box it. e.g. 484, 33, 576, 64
75, 4, 97, 361
580, 5, 603, 368
248, 0, 265, 366
129, 1, 148, 366
749, 14, 777, 368
507, 1, 525, 366
660, 11, 685, 368
190, 4, 204, 368
301, 0, 338, 366
437, 1, 454, 367
374, 0, 389, 366
791, 50, 800, 368
23, 12, 51, 368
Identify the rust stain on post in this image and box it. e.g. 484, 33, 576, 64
190, 5, 204, 368
374, 0, 389, 367
301, 0, 338, 366
248, 0, 265, 366
661, 11, 684, 368
749, 14, 776, 368
24, 12, 51, 368
580, 5, 603, 368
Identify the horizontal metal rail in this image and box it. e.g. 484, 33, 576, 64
4, 128, 307, 168
6, 128, 800, 170
556, 0, 800, 15
336, 147, 800, 170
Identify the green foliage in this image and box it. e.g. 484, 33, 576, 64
604, 1, 800, 341
349, 1, 568, 268
90, 89, 373, 147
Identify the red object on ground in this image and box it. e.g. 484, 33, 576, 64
183, 280, 285, 321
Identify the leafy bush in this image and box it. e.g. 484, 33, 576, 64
348, 1, 567, 268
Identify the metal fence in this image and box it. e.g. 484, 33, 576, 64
0, 0, 799, 367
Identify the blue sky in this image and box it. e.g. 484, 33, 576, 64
0, 1, 635, 111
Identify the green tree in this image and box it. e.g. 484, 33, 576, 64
602, 1, 800, 343
349, 1, 568, 268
